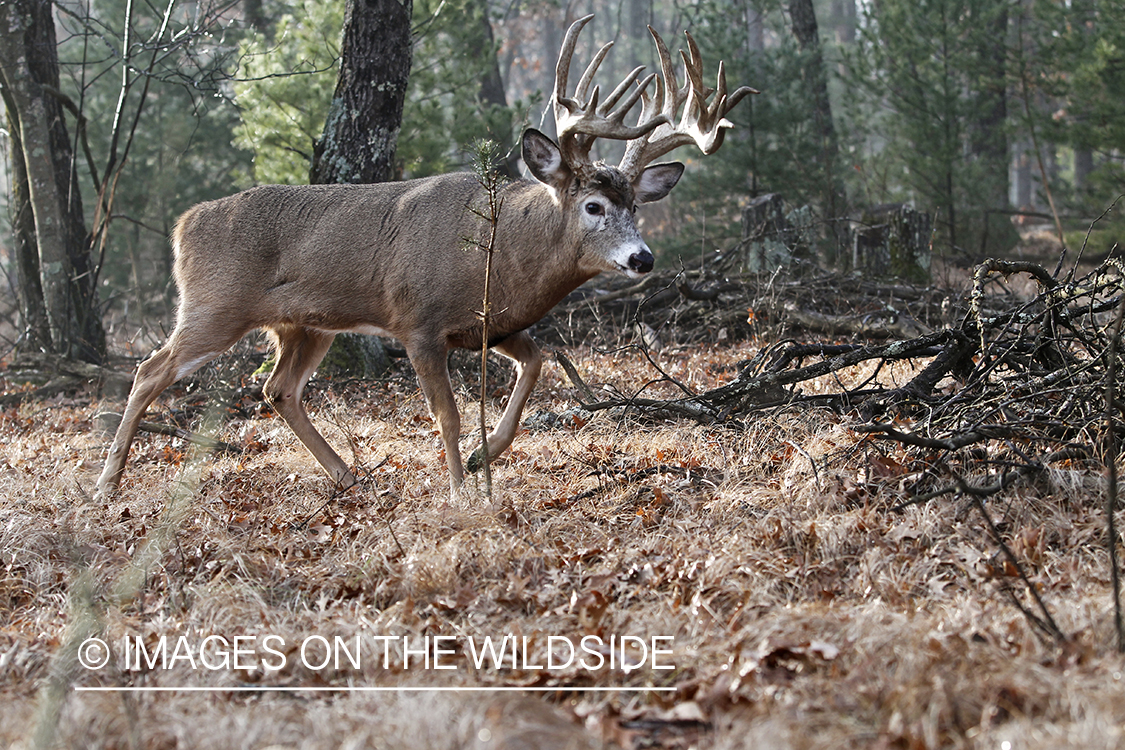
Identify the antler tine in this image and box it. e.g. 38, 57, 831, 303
552, 14, 667, 175
618, 26, 759, 179
650, 26, 688, 126
575, 41, 613, 103
709, 60, 759, 149
603, 66, 650, 115
554, 14, 593, 108
724, 73, 760, 113
682, 33, 714, 101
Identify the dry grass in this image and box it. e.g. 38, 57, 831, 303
3, 330, 1125, 749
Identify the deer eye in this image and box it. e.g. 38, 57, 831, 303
585, 202, 604, 216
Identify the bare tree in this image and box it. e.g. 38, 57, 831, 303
0, 0, 105, 362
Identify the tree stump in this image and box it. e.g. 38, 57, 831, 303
740, 193, 814, 272
319, 332, 391, 379
847, 204, 932, 283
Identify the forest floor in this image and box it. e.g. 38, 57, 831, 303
4, 231, 1125, 749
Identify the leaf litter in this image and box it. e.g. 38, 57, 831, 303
3, 255, 1125, 748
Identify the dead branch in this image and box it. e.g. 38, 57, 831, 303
555, 351, 600, 404
544, 256, 1125, 529
1104, 292, 1125, 651
1, 353, 133, 404
772, 300, 933, 339
966, 488, 1067, 643
696, 329, 966, 416
0, 377, 86, 406
95, 412, 242, 454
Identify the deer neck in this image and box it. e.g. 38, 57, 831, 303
484, 181, 597, 337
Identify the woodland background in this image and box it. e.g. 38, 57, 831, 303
0, 0, 1122, 356
3, 1, 1125, 749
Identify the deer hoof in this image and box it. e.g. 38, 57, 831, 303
335, 471, 360, 490
465, 446, 486, 474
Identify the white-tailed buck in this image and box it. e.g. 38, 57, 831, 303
95, 15, 755, 499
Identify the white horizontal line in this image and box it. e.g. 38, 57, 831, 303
75, 685, 675, 693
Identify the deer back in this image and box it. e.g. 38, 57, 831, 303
169, 174, 600, 352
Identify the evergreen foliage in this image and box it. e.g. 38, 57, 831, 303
403, 0, 528, 176
233, 0, 525, 181
1023, 0, 1125, 236
233, 0, 342, 186
663, 0, 849, 260
845, 0, 1016, 256
5, 0, 1125, 347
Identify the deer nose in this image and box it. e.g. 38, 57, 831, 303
629, 248, 654, 274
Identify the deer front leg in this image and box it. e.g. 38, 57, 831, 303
466, 330, 542, 474
407, 343, 464, 495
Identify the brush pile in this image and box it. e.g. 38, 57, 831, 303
547, 255, 1125, 499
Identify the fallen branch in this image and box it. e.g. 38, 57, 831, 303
697, 329, 966, 415
95, 412, 242, 454
0, 377, 85, 406
1, 354, 134, 405
1104, 291, 1125, 652
775, 300, 933, 339
966, 488, 1066, 643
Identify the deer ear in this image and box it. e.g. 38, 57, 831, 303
634, 162, 685, 203
522, 129, 572, 190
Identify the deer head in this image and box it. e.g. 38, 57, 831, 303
520, 15, 757, 279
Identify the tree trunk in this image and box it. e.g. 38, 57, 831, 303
540, 10, 563, 140
473, 0, 520, 177
3, 94, 51, 350
626, 0, 650, 44
788, 0, 847, 226
1070, 0, 1095, 197
746, 1, 764, 53
477, 10, 507, 115
0, 0, 104, 362
310, 0, 413, 184
1014, 141, 1034, 209
243, 0, 267, 33
1074, 147, 1093, 192
310, 0, 413, 377
968, 1, 1013, 256
830, 0, 856, 45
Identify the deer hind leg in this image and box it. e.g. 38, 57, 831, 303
406, 343, 464, 494
95, 322, 246, 499
262, 326, 356, 489
466, 330, 543, 473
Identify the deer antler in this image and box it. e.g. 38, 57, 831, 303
553, 14, 667, 177
617, 27, 759, 180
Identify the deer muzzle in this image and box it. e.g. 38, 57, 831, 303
629, 247, 655, 275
